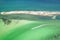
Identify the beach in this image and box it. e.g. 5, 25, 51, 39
1, 11, 60, 16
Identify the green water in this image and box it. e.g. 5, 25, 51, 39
0, 0, 60, 40
0, 19, 60, 40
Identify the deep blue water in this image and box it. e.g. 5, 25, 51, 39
0, 0, 60, 12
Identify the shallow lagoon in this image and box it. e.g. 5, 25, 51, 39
0, 14, 60, 40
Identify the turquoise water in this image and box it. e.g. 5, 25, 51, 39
0, 0, 60, 40
0, 0, 60, 11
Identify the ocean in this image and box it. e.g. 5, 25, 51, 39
0, 0, 60, 12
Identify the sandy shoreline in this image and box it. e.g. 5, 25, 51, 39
0, 11, 60, 16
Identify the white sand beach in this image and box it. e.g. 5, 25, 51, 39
0, 11, 60, 16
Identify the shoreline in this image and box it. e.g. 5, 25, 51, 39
0, 11, 60, 19
0, 11, 60, 16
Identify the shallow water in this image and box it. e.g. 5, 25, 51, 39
0, 0, 60, 40
0, 19, 60, 40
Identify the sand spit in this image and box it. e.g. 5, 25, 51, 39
0, 11, 60, 16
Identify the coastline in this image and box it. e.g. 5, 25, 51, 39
0, 11, 60, 16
